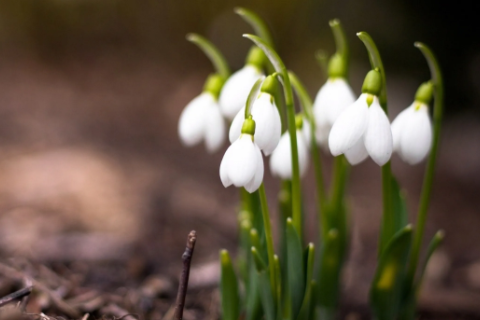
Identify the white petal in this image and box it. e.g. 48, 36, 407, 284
229, 106, 246, 143
302, 117, 312, 147
269, 130, 308, 179
324, 78, 357, 125
251, 94, 281, 155
204, 103, 226, 153
227, 135, 258, 187
269, 132, 291, 179
398, 104, 432, 165
244, 144, 264, 193
219, 66, 264, 120
313, 83, 331, 129
178, 93, 213, 146
297, 132, 310, 177
364, 100, 393, 166
219, 145, 234, 188
391, 104, 415, 152
328, 94, 369, 156
315, 122, 331, 149
344, 136, 369, 165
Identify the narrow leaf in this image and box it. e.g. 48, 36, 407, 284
220, 250, 240, 320
417, 230, 444, 290
286, 218, 305, 319
296, 243, 315, 320
317, 229, 341, 313
370, 226, 413, 320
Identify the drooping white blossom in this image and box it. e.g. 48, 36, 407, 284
391, 102, 432, 165
178, 92, 226, 153
313, 78, 356, 148
269, 118, 310, 179
329, 93, 393, 166
219, 66, 264, 120
229, 93, 281, 156
220, 134, 264, 193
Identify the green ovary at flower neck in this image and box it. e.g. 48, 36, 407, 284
203, 74, 225, 98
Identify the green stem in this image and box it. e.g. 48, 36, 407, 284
407, 42, 444, 286
186, 33, 230, 80
259, 183, 277, 301
330, 156, 348, 212
329, 19, 349, 70
235, 7, 274, 47
357, 32, 393, 257
245, 77, 266, 118
288, 71, 327, 238
315, 50, 329, 79
244, 34, 303, 238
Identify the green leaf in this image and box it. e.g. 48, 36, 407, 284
245, 252, 263, 320
251, 247, 267, 272
317, 229, 341, 314
258, 269, 276, 320
286, 218, 305, 320
186, 33, 230, 80
220, 250, 240, 320
296, 243, 315, 320
370, 226, 413, 320
417, 230, 445, 290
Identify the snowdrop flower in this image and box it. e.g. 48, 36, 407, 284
313, 78, 356, 148
178, 75, 226, 153
270, 115, 310, 179
391, 82, 434, 165
229, 76, 281, 155
220, 117, 264, 193
219, 47, 265, 120
328, 69, 393, 166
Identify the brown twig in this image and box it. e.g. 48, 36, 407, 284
173, 230, 197, 320
0, 286, 33, 308
0, 262, 81, 318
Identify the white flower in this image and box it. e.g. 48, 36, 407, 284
219, 65, 264, 120
313, 78, 356, 148
229, 93, 281, 156
328, 93, 393, 166
220, 134, 264, 193
178, 92, 226, 153
391, 102, 432, 165
269, 120, 310, 179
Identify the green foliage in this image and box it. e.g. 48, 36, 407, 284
370, 226, 413, 320
220, 250, 240, 320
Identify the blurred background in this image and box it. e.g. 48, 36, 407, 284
0, 0, 479, 317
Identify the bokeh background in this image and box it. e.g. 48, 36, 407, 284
1, 0, 479, 317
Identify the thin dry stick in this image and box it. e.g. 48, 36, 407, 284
0, 262, 81, 318
0, 286, 33, 308
173, 230, 197, 320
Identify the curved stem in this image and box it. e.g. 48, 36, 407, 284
244, 34, 303, 238
245, 77, 266, 118
357, 32, 393, 257
235, 7, 274, 47
407, 42, 444, 286
186, 33, 230, 80
288, 71, 327, 238
329, 19, 349, 70
315, 50, 329, 79
259, 183, 277, 302
357, 32, 387, 110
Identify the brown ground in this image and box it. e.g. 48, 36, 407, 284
0, 52, 480, 319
